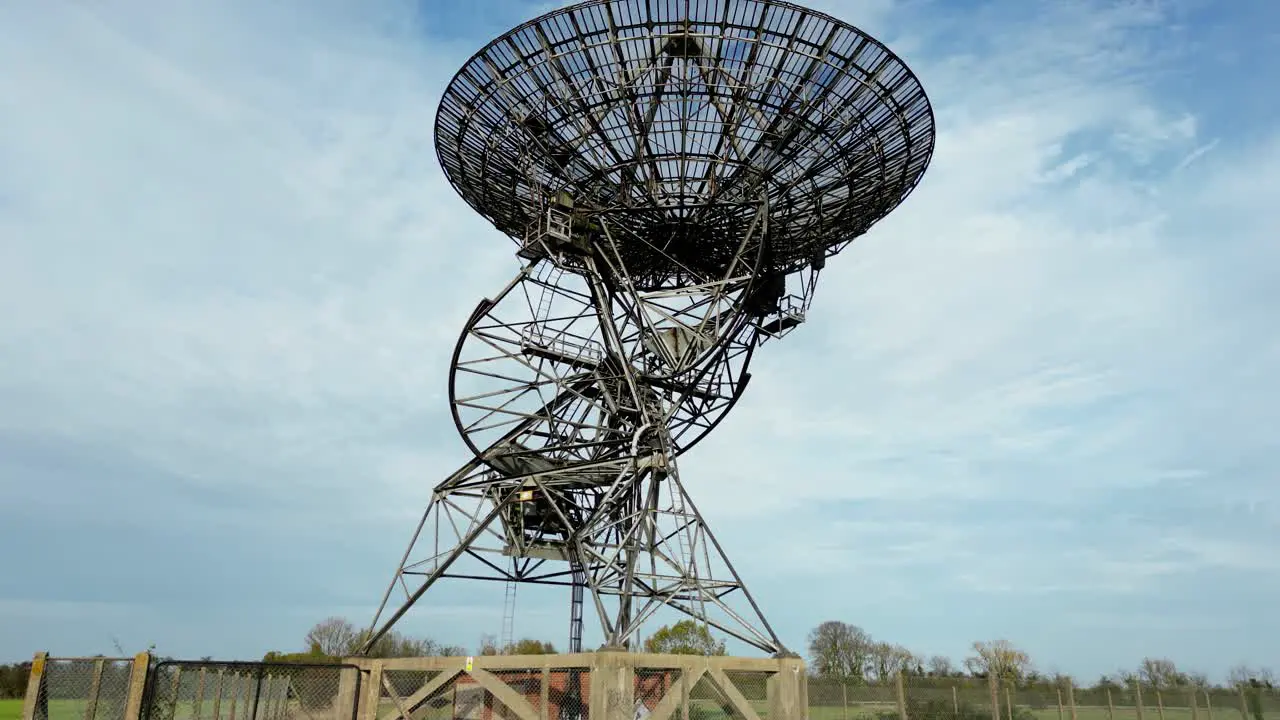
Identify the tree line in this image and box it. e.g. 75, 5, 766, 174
3, 616, 1270, 702
805, 620, 1276, 691
263, 616, 723, 661
0, 661, 30, 699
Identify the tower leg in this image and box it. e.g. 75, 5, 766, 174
363, 439, 785, 655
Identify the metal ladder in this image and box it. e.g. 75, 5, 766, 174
667, 477, 709, 629
568, 561, 585, 652
500, 577, 517, 652
533, 264, 563, 323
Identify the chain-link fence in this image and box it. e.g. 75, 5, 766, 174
810, 675, 1280, 720
365, 655, 800, 720
631, 663, 782, 720
373, 663, 589, 720
29, 657, 139, 720
143, 662, 360, 720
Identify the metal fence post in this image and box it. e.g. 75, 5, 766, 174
21, 652, 48, 720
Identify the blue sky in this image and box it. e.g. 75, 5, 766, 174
1, 0, 1277, 682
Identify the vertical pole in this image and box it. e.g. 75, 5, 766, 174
1237, 687, 1248, 720
842, 683, 848, 720
195, 669, 207, 720
250, 666, 265, 720
895, 671, 908, 720
227, 676, 240, 720
364, 662, 384, 720
540, 664, 550, 720
1191, 690, 1199, 720
1156, 691, 1165, 720
21, 652, 48, 720
1057, 689, 1064, 720
1004, 685, 1013, 720
169, 668, 184, 720
953, 686, 959, 717
123, 652, 152, 720
1204, 689, 1214, 720
211, 672, 225, 720
84, 658, 107, 720
680, 665, 689, 720
1069, 683, 1078, 720
1135, 683, 1145, 720
989, 675, 1001, 720
1106, 689, 1115, 720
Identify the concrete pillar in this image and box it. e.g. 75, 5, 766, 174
767, 657, 805, 720
588, 653, 634, 720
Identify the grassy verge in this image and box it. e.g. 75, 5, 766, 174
0, 698, 24, 720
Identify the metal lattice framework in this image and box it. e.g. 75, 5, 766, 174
363, 0, 934, 658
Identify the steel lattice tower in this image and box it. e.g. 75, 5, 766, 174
361, 0, 935, 656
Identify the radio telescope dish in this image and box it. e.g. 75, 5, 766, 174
362, 0, 935, 657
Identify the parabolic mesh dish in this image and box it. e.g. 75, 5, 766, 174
435, 0, 934, 277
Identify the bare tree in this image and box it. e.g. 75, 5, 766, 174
964, 640, 1033, 682
305, 617, 360, 656
1229, 665, 1276, 688
870, 643, 919, 682
1139, 658, 1184, 689
1185, 672, 1209, 690
928, 655, 956, 677
806, 621, 874, 680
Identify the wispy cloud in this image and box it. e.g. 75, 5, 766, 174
0, 0, 1276, 680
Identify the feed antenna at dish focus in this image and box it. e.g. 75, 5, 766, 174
359, 0, 936, 657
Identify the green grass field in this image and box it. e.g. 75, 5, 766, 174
4, 695, 1273, 720
0, 699, 23, 720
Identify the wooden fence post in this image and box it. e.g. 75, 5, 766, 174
1106, 688, 1115, 720
1068, 683, 1078, 720
1191, 690, 1199, 720
896, 671, 909, 720
953, 686, 960, 717
540, 664, 551, 720
1004, 685, 1013, 720
1057, 688, 1064, 720
990, 675, 1001, 720
20, 652, 48, 720
1156, 691, 1166, 720
1136, 683, 1146, 720
1203, 689, 1214, 720
123, 652, 152, 720
83, 658, 106, 720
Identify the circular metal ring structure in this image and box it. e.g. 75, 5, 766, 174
448, 263, 756, 464
435, 0, 936, 286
